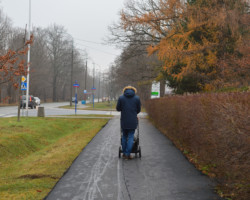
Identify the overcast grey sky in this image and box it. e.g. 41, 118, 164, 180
0, 0, 125, 71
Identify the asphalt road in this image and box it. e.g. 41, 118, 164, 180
0, 102, 120, 118
45, 117, 221, 200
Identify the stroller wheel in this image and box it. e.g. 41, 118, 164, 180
119, 146, 122, 158
139, 146, 141, 158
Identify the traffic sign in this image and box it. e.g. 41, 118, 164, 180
73, 83, 80, 88
21, 82, 27, 90
21, 76, 26, 83
151, 92, 159, 96
91, 87, 96, 90
151, 81, 160, 98
83, 90, 87, 94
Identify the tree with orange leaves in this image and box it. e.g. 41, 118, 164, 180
111, 0, 249, 93
0, 34, 33, 89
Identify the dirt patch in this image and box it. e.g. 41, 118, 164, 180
18, 174, 58, 180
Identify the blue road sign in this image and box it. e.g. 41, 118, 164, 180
21, 82, 27, 91
73, 84, 80, 87
91, 87, 96, 90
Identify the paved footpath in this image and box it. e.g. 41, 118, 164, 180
45, 117, 222, 200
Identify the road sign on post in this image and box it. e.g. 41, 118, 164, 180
91, 88, 96, 108
21, 82, 27, 91
21, 76, 26, 82
73, 81, 79, 115
73, 83, 80, 88
151, 81, 160, 98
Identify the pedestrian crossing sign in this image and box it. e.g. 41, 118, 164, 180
21, 82, 27, 90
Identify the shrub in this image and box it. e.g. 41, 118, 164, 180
145, 92, 250, 200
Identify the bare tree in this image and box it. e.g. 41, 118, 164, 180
109, 43, 160, 102
0, 9, 12, 51
29, 27, 51, 102
45, 24, 73, 102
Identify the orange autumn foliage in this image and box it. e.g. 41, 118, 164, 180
120, 0, 249, 91
0, 35, 33, 89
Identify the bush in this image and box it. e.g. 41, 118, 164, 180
145, 92, 250, 200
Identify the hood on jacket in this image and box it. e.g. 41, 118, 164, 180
123, 86, 137, 94
123, 86, 137, 98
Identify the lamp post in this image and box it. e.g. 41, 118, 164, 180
25, 0, 31, 116
63, 33, 74, 107
92, 63, 95, 108
98, 71, 100, 103
70, 39, 73, 107
84, 60, 87, 102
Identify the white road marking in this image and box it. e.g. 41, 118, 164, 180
117, 158, 122, 200
72, 126, 115, 200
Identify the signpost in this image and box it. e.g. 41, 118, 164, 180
151, 81, 160, 99
21, 82, 27, 91
21, 76, 26, 82
73, 81, 80, 115
82, 90, 88, 104
91, 87, 96, 108
21, 76, 27, 116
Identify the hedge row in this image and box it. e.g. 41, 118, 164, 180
145, 92, 250, 200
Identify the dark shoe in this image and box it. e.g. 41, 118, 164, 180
128, 155, 133, 160
122, 154, 127, 159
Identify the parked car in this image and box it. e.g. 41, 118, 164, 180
72, 97, 78, 104
34, 97, 41, 105
20, 95, 37, 109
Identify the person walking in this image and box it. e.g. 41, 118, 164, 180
116, 86, 141, 159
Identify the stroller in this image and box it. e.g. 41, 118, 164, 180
118, 120, 141, 158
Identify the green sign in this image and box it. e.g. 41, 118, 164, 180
151, 92, 159, 96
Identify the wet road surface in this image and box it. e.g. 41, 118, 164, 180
45, 117, 221, 200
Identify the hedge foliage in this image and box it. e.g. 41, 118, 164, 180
145, 92, 250, 200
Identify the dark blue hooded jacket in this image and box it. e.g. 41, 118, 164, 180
116, 87, 141, 129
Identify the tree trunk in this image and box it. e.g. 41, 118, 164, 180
52, 72, 57, 102
160, 79, 165, 97
0, 87, 1, 103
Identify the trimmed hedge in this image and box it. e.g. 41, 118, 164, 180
145, 92, 250, 200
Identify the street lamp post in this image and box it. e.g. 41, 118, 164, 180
63, 33, 74, 107
25, 0, 31, 116
84, 60, 87, 101
98, 72, 100, 103
70, 40, 73, 107
92, 63, 95, 108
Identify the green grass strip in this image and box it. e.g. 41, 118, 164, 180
0, 117, 109, 199
60, 101, 117, 111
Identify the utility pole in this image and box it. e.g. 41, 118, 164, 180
98, 72, 100, 103
92, 63, 95, 108
84, 60, 87, 101
93, 64, 95, 88
25, 0, 31, 116
17, 26, 27, 122
70, 41, 73, 106
102, 73, 105, 102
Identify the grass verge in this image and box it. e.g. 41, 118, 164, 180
60, 101, 146, 112
60, 101, 116, 111
47, 114, 113, 118
0, 117, 109, 199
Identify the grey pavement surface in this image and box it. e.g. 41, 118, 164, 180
45, 117, 221, 200
0, 102, 122, 118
